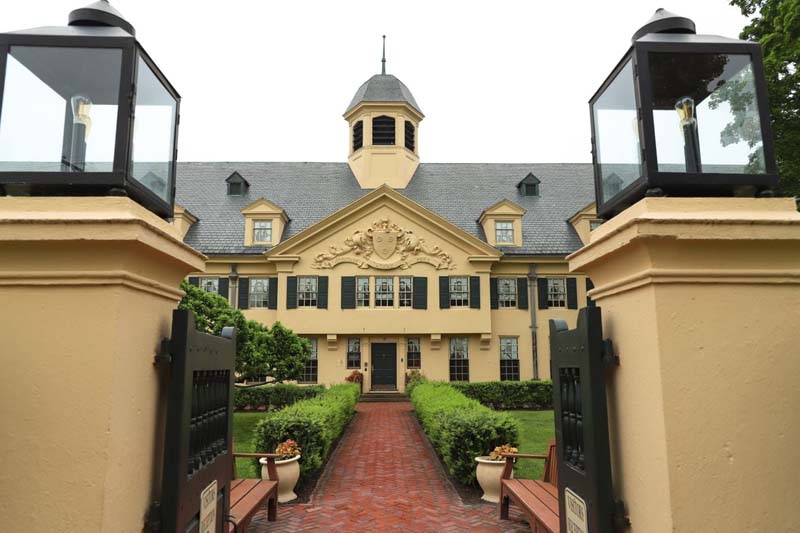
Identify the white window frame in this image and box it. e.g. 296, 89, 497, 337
499, 336, 520, 381
399, 276, 413, 308
495, 221, 514, 244
375, 276, 394, 307
253, 220, 272, 243
298, 276, 318, 307
347, 337, 361, 369
407, 337, 421, 369
356, 276, 370, 307
547, 278, 567, 308
449, 276, 469, 307
249, 277, 270, 308
497, 278, 518, 308
200, 277, 218, 294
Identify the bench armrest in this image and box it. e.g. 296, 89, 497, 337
233, 453, 280, 480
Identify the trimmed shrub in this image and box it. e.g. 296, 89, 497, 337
234, 383, 324, 411
404, 369, 428, 395
411, 382, 519, 485
451, 380, 553, 410
252, 384, 360, 479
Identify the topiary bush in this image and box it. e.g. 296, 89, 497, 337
451, 380, 553, 410
410, 382, 519, 485
234, 383, 324, 411
251, 384, 360, 480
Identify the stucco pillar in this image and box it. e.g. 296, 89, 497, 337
568, 197, 800, 532
0, 197, 206, 532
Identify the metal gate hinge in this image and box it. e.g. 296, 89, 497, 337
144, 501, 161, 532
602, 339, 619, 367
154, 338, 172, 367
613, 499, 631, 531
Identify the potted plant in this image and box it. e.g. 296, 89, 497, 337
261, 439, 302, 503
475, 443, 517, 503
344, 370, 363, 393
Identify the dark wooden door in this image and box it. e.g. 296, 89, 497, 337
371, 343, 397, 388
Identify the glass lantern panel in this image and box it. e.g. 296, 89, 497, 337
648, 53, 765, 174
592, 59, 642, 204
131, 55, 177, 202
0, 46, 122, 172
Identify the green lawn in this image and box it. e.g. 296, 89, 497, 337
506, 410, 555, 480
233, 412, 269, 479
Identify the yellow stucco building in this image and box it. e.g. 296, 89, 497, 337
174, 66, 599, 392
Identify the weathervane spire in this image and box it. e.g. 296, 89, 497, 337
381, 35, 386, 75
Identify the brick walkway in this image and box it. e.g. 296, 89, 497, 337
251, 402, 529, 532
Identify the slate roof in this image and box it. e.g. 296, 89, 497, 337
175, 162, 595, 257
345, 74, 423, 115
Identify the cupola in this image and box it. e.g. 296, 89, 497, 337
344, 37, 423, 189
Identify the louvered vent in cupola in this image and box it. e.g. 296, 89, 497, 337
225, 171, 249, 196
517, 172, 541, 197
352, 120, 363, 151
372, 115, 395, 145
404, 121, 415, 151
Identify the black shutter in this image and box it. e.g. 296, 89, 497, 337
268, 278, 278, 309
187, 277, 199, 286
238, 278, 249, 309
412, 277, 427, 309
537, 278, 549, 309
586, 278, 595, 307
218, 278, 229, 301
518, 277, 529, 310
469, 276, 481, 309
567, 277, 578, 309
286, 276, 297, 309
317, 276, 329, 309
490, 278, 499, 309
341, 276, 356, 309
439, 276, 450, 309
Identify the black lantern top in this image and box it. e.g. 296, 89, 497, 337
589, 9, 778, 219
0, 0, 180, 218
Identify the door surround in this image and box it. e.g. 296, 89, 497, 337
370, 342, 398, 391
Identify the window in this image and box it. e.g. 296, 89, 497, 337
300, 338, 318, 383
449, 277, 469, 307
200, 278, 218, 294
449, 337, 469, 382
498, 278, 517, 308
495, 221, 514, 244
375, 277, 394, 307
298, 276, 318, 307
407, 337, 421, 369
404, 120, 415, 151
228, 181, 243, 195
372, 115, 395, 145
253, 220, 272, 243
249, 278, 269, 308
352, 120, 363, 151
356, 276, 370, 307
589, 220, 603, 231
399, 277, 413, 308
547, 278, 567, 308
347, 337, 361, 369
523, 183, 539, 196
500, 337, 520, 381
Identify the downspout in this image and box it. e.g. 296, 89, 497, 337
528, 264, 539, 380
228, 263, 239, 308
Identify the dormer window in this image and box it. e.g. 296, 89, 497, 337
253, 220, 272, 243
517, 172, 541, 196
495, 221, 514, 244
404, 121, 415, 151
225, 171, 249, 196
372, 115, 395, 145
353, 120, 363, 151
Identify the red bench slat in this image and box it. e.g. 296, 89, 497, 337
503, 479, 560, 533
227, 479, 278, 532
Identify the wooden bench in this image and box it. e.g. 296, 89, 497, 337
499, 439, 560, 533
227, 450, 280, 532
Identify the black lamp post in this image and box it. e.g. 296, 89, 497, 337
589, 8, 778, 219
0, 0, 180, 218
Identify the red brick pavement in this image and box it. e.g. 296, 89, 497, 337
250, 402, 530, 532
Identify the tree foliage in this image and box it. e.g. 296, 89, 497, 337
178, 281, 310, 382
730, 0, 800, 196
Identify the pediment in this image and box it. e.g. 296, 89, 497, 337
241, 198, 288, 221
479, 199, 526, 222
267, 185, 500, 271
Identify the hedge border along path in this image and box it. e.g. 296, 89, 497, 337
234, 383, 324, 411
452, 380, 553, 410
252, 383, 360, 480
410, 381, 520, 485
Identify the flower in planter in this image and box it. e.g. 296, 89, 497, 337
344, 370, 363, 383
275, 439, 302, 460
488, 443, 518, 461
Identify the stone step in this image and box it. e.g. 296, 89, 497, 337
359, 392, 409, 403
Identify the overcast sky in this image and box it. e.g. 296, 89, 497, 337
3, 0, 752, 164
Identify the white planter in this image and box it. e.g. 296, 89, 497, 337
475, 456, 510, 503
261, 455, 301, 503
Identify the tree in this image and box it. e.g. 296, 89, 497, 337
730, 0, 800, 196
178, 281, 310, 382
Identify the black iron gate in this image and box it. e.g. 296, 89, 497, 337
154, 309, 236, 533
549, 306, 627, 533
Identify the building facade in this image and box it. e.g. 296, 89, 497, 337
173, 68, 598, 391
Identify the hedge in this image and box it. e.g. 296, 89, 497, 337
252, 384, 360, 479
234, 383, 324, 411
451, 380, 553, 410
410, 382, 519, 485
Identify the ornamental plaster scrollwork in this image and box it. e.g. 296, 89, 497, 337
312, 218, 455, 270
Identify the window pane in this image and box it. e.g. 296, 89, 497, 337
254, 220, 272, 243
407, 337, 421, 369
200, 278, 218, 294
547, 278, 566, 308
592, 59, 642, 204
649, 53, 765, 175
449, 337, 469, 381
298, 276, 317, 307
249, 278, 269, 308
496, 221, 514, 244
498, 278, 517, 308
356, 277, 370, 307
375, 277, 394, 307
449, 277, 469, 307
399, 276, 412, 307
301, 338, 318, 383
131, 55, 177, 202
0, 46, 122, 172
347, 337, 361, 369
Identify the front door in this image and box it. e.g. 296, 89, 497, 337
371, 343, 397, 390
